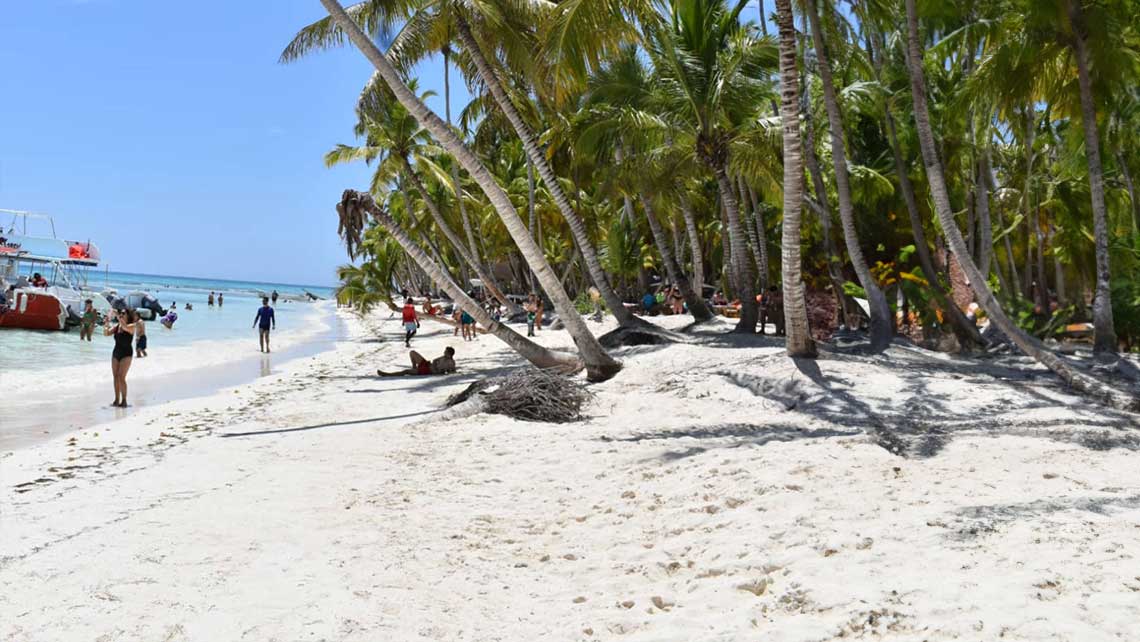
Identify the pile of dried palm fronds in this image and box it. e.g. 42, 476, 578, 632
445, 368, 592, 423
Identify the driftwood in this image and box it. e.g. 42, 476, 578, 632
445, 368, 593, 423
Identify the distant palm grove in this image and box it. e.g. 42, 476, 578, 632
283, 0, 1140, 407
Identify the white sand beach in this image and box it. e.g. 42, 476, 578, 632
3, 310, 1139, 641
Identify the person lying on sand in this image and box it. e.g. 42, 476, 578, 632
377, 347, 456, 377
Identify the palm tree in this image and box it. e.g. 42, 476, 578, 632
574, 43, 712, 320
338, 190, 584, 372
774, 0, 816, 357
329, 77, 521, 314
861, 26, 984, 348
449, 12, 645, 329
646, 0, 776, 333
1064, 0, 1116, 353
315, 0, 621, 381
903, 0, 1135, 411
288, 1, 644, 329
805, 0, 892, 352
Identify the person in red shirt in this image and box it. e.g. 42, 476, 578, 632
30, 272, 49, 288
401, 298, 420, 347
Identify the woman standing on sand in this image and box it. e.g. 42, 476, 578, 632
534, 298, 545, 332
104, 308, 137, 407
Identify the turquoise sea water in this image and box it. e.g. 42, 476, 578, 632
2, 271, 336, 372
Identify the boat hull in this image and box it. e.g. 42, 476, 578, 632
0, 289, 69, 331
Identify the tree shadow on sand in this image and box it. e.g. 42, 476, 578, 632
705, 354, 1140, 460
944, 493, 1140, 540
602, 423, 861, 461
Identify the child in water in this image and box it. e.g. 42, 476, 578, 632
135, 315, 148, 358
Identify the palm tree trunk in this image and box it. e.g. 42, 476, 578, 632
1021, 108, 1036, 300
903, 0, 1135, 410
454, 15, 639, 330
638, 193, 713, 321
714, 166, 759, 332
443, 47, 483, 269
1066, 0, 1117, 353
321, 0, 620, 381
1053, 229, 1067, 303
869, 31, 983, 348
526, 157, 539, 293
802, 87, 852, 328
1035, 219, 1049, 311
343, 191, 581, 373
746, 184, 770, 293
775, 0, 817, 357
1117, 150, 1140, 234
400, 158, 522, 315
737, 176, 765, 283
976, 150, 994, 279
671, 210, 686, 270
718, 202, 736, 297
678, 192, 705, 296
806, 0, 892, 352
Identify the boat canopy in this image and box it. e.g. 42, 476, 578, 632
0, 233, 101, 265
1, 209, 100, 266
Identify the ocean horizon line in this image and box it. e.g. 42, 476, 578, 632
103, 269, 336, 292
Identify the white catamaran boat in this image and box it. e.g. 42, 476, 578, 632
0, 209, 111, 331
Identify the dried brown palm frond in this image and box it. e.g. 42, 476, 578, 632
337, 189, 369, 259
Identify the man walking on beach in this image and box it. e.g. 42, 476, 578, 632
402, 298, 420, 348
253, 296, 275, 353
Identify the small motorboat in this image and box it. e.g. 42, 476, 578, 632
0, 209, 107, 331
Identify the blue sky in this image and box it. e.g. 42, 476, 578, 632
0, 0, 470, 287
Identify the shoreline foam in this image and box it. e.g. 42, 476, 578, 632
1, 300, 340, 450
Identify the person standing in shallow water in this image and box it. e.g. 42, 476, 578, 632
271, 290, 279, 305
253, 297, 275, 353
218, 293, 224, 307
134, 314, 148, 358
79, 299, 97, 341
104, 308, 136, 407
208, 292, 215, 307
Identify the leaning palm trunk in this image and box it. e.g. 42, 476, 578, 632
638, 193, 714, 321
807, 0, 891, 352
1066, 0, 1117, 353
678, 192, 705, 295
868, 32, 983, 348
904, 0, 1135, 411
454, 16, 640, 330
320, 0, 620, 381
712, 166, 758, 332
341, 190, 581, 373
400, 158, 522, 315
803, 100, 854, 327
775, 0, 817, 357
443, 47, 484, 273
883, 107, 984, 348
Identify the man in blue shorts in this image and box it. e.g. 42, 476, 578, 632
253, 296, 276, 353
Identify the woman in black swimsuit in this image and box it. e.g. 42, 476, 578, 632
104, 308, 137, 407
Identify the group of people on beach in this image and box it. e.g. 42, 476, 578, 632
85, 292, 280, 408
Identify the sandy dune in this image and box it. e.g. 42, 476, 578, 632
3, 309, 1139, 641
